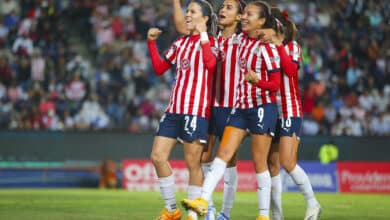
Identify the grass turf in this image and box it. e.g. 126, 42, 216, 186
0, 189, 389, 220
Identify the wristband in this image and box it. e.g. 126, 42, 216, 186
200, 32, 209, 42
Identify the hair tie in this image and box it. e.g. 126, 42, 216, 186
282, 10, 289, 22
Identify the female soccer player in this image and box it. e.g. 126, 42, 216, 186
147, 1, 218, 219
172, 0, 247, 219
182, 2, 280, 220
260, 8, 322, 220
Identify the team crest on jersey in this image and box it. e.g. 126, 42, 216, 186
239, 57, 247, 69
253, 46, 261, 54
232, 36, 240, 44
180, 58, 190, 70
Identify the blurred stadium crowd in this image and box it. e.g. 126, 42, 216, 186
0, 0, 389, 136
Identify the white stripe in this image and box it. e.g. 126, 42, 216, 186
292, 41, 299, 62
223, 37, 233, 106
283, 75, 293, 116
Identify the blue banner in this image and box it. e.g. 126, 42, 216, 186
0, 169, 100, 188
280, 162, 338, 192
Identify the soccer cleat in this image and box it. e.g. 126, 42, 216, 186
185, 215, 196, 220
304, 206, 322, 220
205, 206, 216, 220
181, 197, 208, 216
216, 212, 230, 220
155, 208, 182, 220
256, 215, 270, 220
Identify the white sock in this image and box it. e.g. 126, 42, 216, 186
271, 174, 283, 218
256, 171, 271, 217
158, 174, 177, 211
188, 185, 202, 219
221, 166, 238, 217
201, 163, 214, 207
289, 165, 319, 208
201, 157, 227, 201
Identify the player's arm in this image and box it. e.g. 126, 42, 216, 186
196, 19, 217, 73
173, 0, 189, 35
258, 28, 298, 78
147, 28, 171, 75
245, 69, 281, 92
276, 44, 298, 78
245, 43, 281, 91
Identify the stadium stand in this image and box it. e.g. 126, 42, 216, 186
0, 0, 389, 135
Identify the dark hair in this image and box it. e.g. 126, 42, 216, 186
234, 0, 247, 14
217, 0, 247, 32
191, 0, 219, 35
247, 1, 275, 29
271, 7, 297, 42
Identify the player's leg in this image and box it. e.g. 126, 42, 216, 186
217, 151, 238, 220
249, 103, 278, 220
182, 126, 247, 216
151, 136, 181, 220
279, 118, 321, 220
268, 141, 283, 220
252, 134, 273, 220
184, 139, 206, 220
202, 134, 217, 220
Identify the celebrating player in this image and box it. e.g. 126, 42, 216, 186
172, 0, 247, 219
147, 0, 218, 219
182, 2, 281, 220
259, 8, 322, 220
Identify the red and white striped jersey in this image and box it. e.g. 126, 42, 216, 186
278, 41, 303, 118
235, 36, 280, 109
212, 32, 244, 108
164, 35, 218, 118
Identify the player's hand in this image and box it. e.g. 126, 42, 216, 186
244, 69, 259, 85
195, 19, 208, 34
257, 28, 282, 46
147, 28, 162, 40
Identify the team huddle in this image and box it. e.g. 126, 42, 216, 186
147, 0, 321, 220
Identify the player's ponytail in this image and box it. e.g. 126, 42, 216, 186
271, 7, 297, 42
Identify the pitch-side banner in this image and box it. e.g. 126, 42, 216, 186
337, 162, 390, 193
280, 162, 338, 192
122, 159, 258, 191
122, 160, 337, 192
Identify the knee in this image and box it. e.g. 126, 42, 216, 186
280, 158, 296, 173
268, 159, 280, 176
216, 148, 233, 162
150, 151, 167, 167
185, 154, 201, 172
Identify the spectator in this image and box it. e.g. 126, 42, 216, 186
0, 0, 388, 136
12, 33, 34, 55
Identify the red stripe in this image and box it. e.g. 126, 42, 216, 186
199, 52, 208, 117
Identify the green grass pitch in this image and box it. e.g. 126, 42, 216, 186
0, 189, 389, 219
